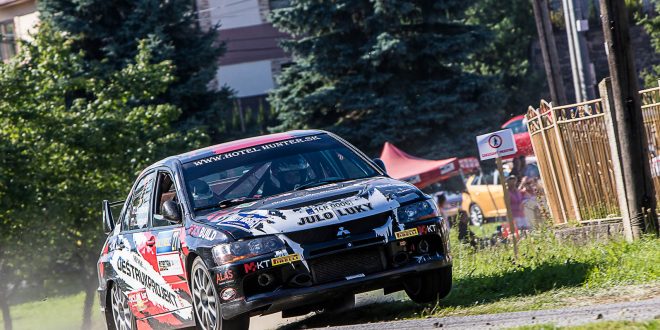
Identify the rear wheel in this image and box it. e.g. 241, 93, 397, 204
109, 283, 136, 330
404, 267, 452, 303
191, 258, 249, 330
469, 204, 484, 226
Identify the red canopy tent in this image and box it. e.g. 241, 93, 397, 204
379, 142, 461, 188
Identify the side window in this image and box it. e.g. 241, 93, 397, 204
153, 172, 178, 227
123, 172, 155, 231
481, 173, 495, 185
471, 175, 481, 185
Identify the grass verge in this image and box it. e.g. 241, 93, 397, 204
0, 292, 105, 330
514, 320, 660, 329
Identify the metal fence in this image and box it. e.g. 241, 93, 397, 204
640, 82, 660, 204
526, 99, 619, 225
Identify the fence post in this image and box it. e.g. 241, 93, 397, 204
551, 107, 583, 222
538, 101, 569, 224
599, 78, 633, 241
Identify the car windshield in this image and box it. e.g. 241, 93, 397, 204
504, 118, 528, 134
181, 134, 379, 215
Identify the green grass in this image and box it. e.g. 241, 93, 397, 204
514, 320, 660, 330
0, 292, 106, 330
469, 221, 503, 238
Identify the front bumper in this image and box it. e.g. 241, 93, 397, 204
212, 217, 452, 319
220, 254, 450, 319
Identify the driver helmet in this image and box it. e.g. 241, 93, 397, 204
270, 155, 311, 189
190, 179, 214, 201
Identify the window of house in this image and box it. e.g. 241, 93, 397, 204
0, 20, 16, 61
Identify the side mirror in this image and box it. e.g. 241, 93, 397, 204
162, 200, 182, 224
102, 200, 115, 234
372, 158, 387, 174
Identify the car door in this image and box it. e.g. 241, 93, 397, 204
113, 171, 157, 320
148, 169, 195, 324
486, 170, 506, 217
469, 173, 498, 217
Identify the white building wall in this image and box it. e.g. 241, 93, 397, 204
208, 0, 262, 30
217, 60, 274, 97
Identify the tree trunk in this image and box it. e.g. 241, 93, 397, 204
0, 291, 12, 330
81, 270, 97, 330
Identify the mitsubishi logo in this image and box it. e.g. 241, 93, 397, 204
336, 227, 351, 238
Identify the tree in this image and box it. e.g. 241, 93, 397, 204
467, 0, 548, 113
0, 23, 206, 329
268, 0, 501, 157
640, 0, 660, 86
38, 0, 234, 140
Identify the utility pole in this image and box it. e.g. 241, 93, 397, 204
599, 0, 659, 239
532, 0, 568, 105
563, 0, 596, 102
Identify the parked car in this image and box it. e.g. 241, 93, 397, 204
462, 170, 506, 226
501, 115, 533, 157
97, 130, 452, 330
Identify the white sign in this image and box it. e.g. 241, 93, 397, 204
476, 129, 517, 161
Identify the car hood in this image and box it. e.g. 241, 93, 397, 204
193, 176, 425, 240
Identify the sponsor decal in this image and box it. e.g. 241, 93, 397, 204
336, 226, 351, 238
345, 273, 365, 280
156, 253, 184, 277
296, 211, 336, 225
188, 225, 218, 241
395, 228, 419, 239
216, 269, 234, 284
244, 262, 257, 273
116, 256, 179, 307
335, 202, 374, 216
192, 136, 322, 166
416, 224, 437, 235
243, 258, 275, 274
156, 231, 180, 254
271, 254, 301, 266
128, 289, 150, 312
220, 288, 237, 301
217, 212, 270, 230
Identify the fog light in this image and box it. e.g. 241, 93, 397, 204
418, 239, 429, 253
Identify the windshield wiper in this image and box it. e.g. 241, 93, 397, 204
194, 197, 262, 212
294, 178, 352, 191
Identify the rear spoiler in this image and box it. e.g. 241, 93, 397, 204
102, 200, 125, 234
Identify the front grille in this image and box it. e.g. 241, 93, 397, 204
285, 211, 392, 245
310, 248, 385, 284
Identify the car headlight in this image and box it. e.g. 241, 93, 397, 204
212, 236, 285, 265
397, 199, 441, 223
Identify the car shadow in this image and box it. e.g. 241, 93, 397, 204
275, 261, 590, 329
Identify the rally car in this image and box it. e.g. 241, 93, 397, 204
97, 130, 452, 330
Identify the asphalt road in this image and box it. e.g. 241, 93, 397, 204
326, 297, 660, 329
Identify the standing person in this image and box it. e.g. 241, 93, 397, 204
506, 175, 531, 231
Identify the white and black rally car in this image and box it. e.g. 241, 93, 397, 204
98, 130, 452, 330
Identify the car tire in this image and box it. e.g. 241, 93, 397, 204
109, 283, 137, 330
404, 267, 452, 304
469, 204, 484, 226
191, 258, 249, 330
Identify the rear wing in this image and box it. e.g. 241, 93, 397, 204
102, 200, 125, 234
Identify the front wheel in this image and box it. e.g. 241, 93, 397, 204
191, 258, 249, 330
404, 267, 452, 304
109, 283, 137, 330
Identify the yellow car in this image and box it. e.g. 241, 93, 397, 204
462, 171, 506, 225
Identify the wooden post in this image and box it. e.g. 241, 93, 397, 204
496, 157, 518, 257
531, 0, 568, 105
599, 78, 633, 240
599, 0, 659, 237
551, 108, 583, 222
